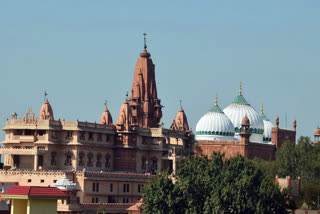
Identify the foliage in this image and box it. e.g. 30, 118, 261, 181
301, 179, 320, 210
275, 141, 298, 178
252, 136, 320, 209
141, 171, 185, 214
142, 153, 289, 214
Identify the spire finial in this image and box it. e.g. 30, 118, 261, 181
104, 99, 107, 108
215, 93, 218, 106
125, 91, 129, 100
179, 100, 182, 109
143, 32, 147, 49
239, 81, 242, 96
261, 101, 263, 114
44, 91, 48, 102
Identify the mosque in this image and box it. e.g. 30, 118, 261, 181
194, 83, 296, 160
0, 37, 297, 213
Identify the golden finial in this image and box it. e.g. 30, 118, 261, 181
261, 101, 263, 114
239, 81, 242, 96
215, 93, 218, 106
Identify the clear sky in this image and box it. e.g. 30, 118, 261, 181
0, 1, 319, 141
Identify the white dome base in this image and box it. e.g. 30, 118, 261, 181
196, 135, 236, 141
233, 133, 264, 143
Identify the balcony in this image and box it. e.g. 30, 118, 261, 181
12, 135, 36, 143
0, 147, 48, 155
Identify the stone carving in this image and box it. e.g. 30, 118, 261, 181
23, 108, 37, 124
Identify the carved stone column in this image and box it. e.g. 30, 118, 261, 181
34, 155, 38, 171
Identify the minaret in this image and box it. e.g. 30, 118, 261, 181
314, 127, 320, 144
240, 116, 251, 144
118, 33, 162, 128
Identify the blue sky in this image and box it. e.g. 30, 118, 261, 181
0, 1, 319, 140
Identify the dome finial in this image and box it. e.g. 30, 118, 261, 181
261, 101, 263, 114
239, 81, 242, 96
179, 100, 183, 109
215, 93, 218, 106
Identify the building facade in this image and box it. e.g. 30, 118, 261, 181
0, 44, 193, 213
194, 87, 296, 160
0, 40, 297, 213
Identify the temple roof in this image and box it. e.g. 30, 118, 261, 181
100, 103, 113, 125
52, 174, 78, 190
170, 108, 189, 132
39, 100, 54, 120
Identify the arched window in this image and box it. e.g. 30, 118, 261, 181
51, 152, 57, 165
87, 153, 93, 167
96, 153, 102, 167
105, 153, 111, 169
141, 156, 146, 170
64, 151, 72, 166
151, 157, 158, 171
79, 152, 85, 166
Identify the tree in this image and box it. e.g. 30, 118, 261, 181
142, 153, 290, 214
141, 171, 185, 214
275, 141, 298, 177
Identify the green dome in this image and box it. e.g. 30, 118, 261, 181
232, 95, 249, 105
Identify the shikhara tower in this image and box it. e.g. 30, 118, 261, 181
117, 38, 162, 130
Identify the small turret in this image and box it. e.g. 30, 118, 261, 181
170, 101, 189, 132
240, 116, 251, 144
100, 102, 113, 125
314, 127, 320, 144
39, 100, 54, 120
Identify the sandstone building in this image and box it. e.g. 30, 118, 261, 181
0, 38, 296, 213
0, 42, 193, 213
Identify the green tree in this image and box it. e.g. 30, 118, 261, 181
301, 178, 320, 209
275, 141, 298, 177
142, 153, 290, 214
141, 171, 185, 214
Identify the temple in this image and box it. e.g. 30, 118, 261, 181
0, 37, 297, 213
0, 39, 193, 213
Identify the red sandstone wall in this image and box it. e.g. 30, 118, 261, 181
194, 140, 245, 159
195, 140, 275, 161
247, 143, 275, 160
272, 127, 296, 148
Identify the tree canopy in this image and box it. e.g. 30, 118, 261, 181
251, 136, 320, 209
142, 153, 290, 214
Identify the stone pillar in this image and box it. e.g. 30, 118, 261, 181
34, 155, 38, 171
172, 157, 177, 175
4, 155, 13, 169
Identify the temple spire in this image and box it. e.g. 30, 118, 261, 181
239, 81, 242, 96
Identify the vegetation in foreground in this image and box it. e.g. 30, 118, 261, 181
142, 152, 292, 214
251, 136, 320, 209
